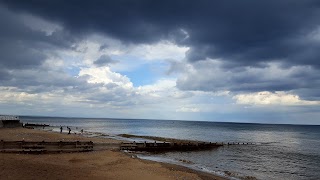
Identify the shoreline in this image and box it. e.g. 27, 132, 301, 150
0, 127, 227, 180
47, 127, 234, 179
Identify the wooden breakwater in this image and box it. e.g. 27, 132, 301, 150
119, 134, 256, 152
24, 123, 50, 128
0, 140, 93, 154
120, 141, 256, 152
120, 141, 223, 151
0, 140, 255, 153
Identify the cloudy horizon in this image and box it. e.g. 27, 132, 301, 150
0, 0, 320, 125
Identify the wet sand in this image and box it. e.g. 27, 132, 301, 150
0, 128, 225, 180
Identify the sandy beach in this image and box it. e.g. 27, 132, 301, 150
0, 128, 225, 180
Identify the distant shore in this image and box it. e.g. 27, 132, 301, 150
0, 128, 226, 180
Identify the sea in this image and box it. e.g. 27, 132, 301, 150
20, 116, 320, 180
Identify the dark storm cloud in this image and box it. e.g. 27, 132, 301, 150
295, 89, 320, 101
0, 6, 44, 69
0, 68, 88, 93
94, 55, 118, 66
0, 69, 10, 81
0, 4, 83, 93
2, 0, 320, 67
0, 4, 76, 70
174, 60, 320, 96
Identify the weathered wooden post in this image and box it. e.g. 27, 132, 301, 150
0, 140, 4, 150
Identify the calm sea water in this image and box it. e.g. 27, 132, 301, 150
21, 116, 320, 180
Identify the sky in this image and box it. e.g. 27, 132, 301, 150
0, 0, 320, 125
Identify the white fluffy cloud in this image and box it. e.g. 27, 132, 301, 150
130, 41, 189, 61
233, 91, 320, 106
0, 87, 37, 103
79, 66, 133, 89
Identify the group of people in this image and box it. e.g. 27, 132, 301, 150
60, 126, 83, 134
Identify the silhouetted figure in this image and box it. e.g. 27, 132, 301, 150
68, 127, 71, 134
60, 126, 63, 133
81, 129, 84, 134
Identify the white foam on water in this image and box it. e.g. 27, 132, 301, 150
136, 154, 240, 180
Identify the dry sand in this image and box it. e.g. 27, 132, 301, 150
0, 128, 225, 180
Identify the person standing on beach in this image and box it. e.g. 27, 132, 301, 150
60, 126, 63, 133
68, 127, 71, 134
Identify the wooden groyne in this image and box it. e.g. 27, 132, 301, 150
120, 141, 256, 152
24, 123, 50, 128
0, 140, 93, 154
0, 140, 255, 153
120, 141, 223, 151
119, 134, 256, 152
